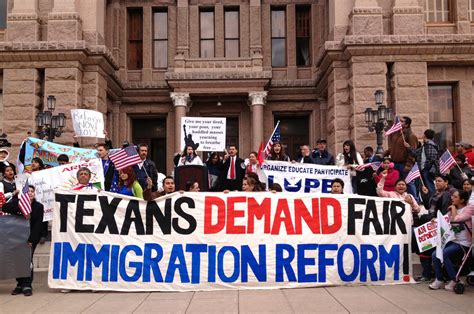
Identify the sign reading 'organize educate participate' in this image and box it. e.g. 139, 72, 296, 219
49, 191, 413, 291
180, 117, 226, 151
71, 109, 105, 138
260, 161, 353, 194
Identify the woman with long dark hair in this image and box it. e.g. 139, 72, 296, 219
267, 141, 290, 162
118, 166, 143, 199
178, 145, 203, 166
335, 140, 363, 193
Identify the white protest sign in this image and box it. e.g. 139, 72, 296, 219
260, 160, 353, 194
414, 214, 450, 252
180, 117, 226, 151
16, 159, 104, 221
71, 109, 105, 138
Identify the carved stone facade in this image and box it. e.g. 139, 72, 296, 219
0, 0, 473, 173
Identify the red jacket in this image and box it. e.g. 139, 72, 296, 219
373, 168, 400, 192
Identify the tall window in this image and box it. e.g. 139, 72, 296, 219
127, 8, 143, 69
469, 0, 474, 21
153, 10, 168, 68
225, 8, 239, 58
296, 6, 311, 66
424, 0, 451, 23
271, 8, 286, 67
200, 9, 215, 58
0, 0, 6, 29
428, 85, 455, 151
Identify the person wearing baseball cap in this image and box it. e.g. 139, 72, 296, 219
455, 141, 474, 168
311, 138, 335, 165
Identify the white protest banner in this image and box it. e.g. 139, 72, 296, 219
49, 191, 413, 291
16, 159, 104, 221
414, 214, 451, 252
180, 117, 226, 151
71, 109, 105, 138
260, 160, 353, 194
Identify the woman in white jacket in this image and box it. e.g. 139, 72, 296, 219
335, 140, 363, 193
177, 145, 203, 166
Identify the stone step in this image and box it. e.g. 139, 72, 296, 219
33, 241, 51, 271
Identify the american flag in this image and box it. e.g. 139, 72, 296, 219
355, 161, 381, 171
385, 116, 402, 136
405, 163, 420, 184
19, 180, 32, 218
109, 145, 141, 170
439, 150, 456, 174
264, 122, 281, 159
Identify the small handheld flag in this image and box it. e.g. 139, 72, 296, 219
439, 150, 456, 174
355, 161, 381, 171
109, 145, 142, 170
385, 116, 402, 136
19, 180, 32, 218
405, 163, 420, 184
264, 121, 281, 159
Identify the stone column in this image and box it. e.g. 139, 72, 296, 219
392, 62, 429, 138
391, 0, 424, 35
6, 0, 40, 41
456, 0, 470, 34
175, 0, 189, 68
349, 0, 383, 35
249, 91, 267, 151
319, 99, 328, 140
2, 69, 41, 157
171, 92, 190, 152
142, 4, 153, 81
48, 0, 82, 41
249, 0, 263, 68
44, 67, 83, 145
78, 0, 106, 44
350, 62, 387, 151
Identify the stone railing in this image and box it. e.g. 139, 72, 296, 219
173, 57, 259, 72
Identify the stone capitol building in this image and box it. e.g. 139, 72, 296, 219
0, 0, 473, 173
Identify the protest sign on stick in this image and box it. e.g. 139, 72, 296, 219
71, 109, 105, 138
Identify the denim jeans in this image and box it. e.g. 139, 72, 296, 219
421, 167, 436, 195
432, 242, 465, 281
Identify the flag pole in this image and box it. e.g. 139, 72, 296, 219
264, 120, 281, 152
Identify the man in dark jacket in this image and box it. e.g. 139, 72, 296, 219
408, 129, 439, 195
220, 145, 246, 191
297, 145, 315, 164
2, 185, 44, 296
312, 139, 335, 165
133, 144, 158, 192
96, 143, 119, 192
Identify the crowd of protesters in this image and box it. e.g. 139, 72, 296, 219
0, 114, 473, 295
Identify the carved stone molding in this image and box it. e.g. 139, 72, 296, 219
248, 91, 267, 106
351, 7, 383, 15
392, 7, 423, 14
47, 13, 81, 20
165, 71, 272, 80
170, 92, 190, 107
7, 13, 39, 21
